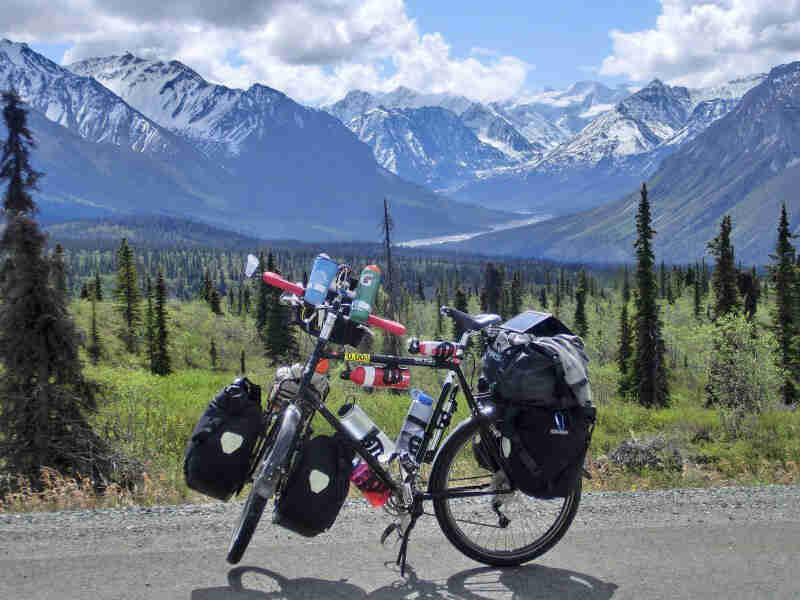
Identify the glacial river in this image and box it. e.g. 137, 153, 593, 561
397, 214, 552, 248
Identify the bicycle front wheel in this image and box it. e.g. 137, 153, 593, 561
430, 418, 581, 567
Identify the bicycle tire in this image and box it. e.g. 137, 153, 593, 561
227, 405, 301, 564
430, 417, 581, 567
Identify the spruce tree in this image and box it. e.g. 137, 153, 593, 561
80, 281, 89, 299
94, 272, 103, 301
617, 301, 633, 395
539, 286, 547, 309
708, 215, 740, 320
114, 238, 141, 353
52, 243, 67, 299
0, 90, 124, 491
255, 252, 270, 336
144, 276, 155, 373
629, 183, 669, 408
509, 271, 523, 316
769, 204, 797, 405
240, 349, 246, 374
694, 277, 703, 320
573, 269, 588, 337
209, 284, 223, 315
210, 338, 218, 370
483, 262, 503, 315
152, 271, 171, 376
87, 293, 102, 365
452, 286, 469, 340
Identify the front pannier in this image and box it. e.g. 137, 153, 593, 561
272, 434, 355, 537
183, 377, 264, 501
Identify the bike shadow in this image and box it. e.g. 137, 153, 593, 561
190, 563, 617, 599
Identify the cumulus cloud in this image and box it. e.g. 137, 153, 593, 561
1, 0, 530, 104
600, 0, 800, 87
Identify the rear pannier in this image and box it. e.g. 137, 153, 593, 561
183, 377, 265, 501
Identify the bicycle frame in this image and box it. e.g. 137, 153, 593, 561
284, 304, 508, 505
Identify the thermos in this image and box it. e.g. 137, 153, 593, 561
347, 365, 410, 389
305, 253, 339, 306
395, 389, 434, 462
337, 403, 396, 463
350, 265, 381, 323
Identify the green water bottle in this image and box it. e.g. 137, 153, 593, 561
350, 264, 381, 323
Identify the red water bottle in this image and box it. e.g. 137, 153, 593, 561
348, 365, 410, 389
349, 459, 391, 507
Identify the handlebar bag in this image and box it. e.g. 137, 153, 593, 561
499, 403, 596, 499
272, 434, 355, 537
183, 377, 265, 501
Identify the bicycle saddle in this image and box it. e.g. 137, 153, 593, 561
440, 307, 502, 333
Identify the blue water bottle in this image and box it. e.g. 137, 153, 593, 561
304, 254, 339, 306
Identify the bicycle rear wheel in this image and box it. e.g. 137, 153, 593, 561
430, 418, 581, 567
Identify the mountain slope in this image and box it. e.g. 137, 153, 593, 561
1, 41, 509, 241
453, 62, 800, 265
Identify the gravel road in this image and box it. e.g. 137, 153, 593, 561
1, 484, 798, 599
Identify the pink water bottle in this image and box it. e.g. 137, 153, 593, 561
349, 460, 391, 507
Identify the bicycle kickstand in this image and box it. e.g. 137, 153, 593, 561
395, 493, 424, 577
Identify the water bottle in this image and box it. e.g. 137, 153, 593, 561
337, 403, 396, 463
349, 459, 391, 507
407, 338, 457, 358
395, 389, 435, 463
350, 264, 381, 323
304, 254, 339, 306
346, 365, 410, 390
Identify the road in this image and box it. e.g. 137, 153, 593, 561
1, 485, 798, 599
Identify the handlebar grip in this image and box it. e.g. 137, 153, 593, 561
367, 314, 407, 336
263, 271, 304, 296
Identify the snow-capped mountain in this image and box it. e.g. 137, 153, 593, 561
346, 105, 512, 190
0, 40, 192, 157
2, 40, 510, 241
324, 87, 537, 175
455, 75, 764, 214
454, 62, 800, 265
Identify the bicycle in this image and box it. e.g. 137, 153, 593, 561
227, 255, 585, 572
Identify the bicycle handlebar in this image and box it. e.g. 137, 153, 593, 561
262, 271, 407, 336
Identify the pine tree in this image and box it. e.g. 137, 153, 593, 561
144, 276, 155, 373
769, 203, 797, 405
509, 271, 523, 316
152, 271, 171, 376
52, 243, 67, 299
574, 269, 588, 337
0, 90, 124, 491
452, 286, 469, 340
94, 272, 103, 301
708, 215, 740, 320
628, 183, 669, 408
114, 238, 141, 353
87, 293, 102, 365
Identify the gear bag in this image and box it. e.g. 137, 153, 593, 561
267, 363, 330, 413
500, 403, 596, 499
482, 327, 591, 409
272, 434, 355, 537
184, 377, 264, 501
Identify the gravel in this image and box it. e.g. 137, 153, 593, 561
1, 484, 798, 544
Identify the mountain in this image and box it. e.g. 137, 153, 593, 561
451, 62, 800, 265
453, 76, 764, 215
0, 40, 511, 241
324, 87, 537, 179
346, 105, 512, 190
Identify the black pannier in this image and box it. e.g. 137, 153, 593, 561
501, 404, 596, 498
184, 377, 264, 501
272, 434, 355, 537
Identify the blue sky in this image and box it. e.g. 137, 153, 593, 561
7, 1, 800, 104
404, 0, 662, 90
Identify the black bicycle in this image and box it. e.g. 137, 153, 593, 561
228, 255, 584, 571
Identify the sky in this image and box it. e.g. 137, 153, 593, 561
3, 1, 800, 106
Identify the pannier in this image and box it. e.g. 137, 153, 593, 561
272, 434, 355, 537
184, 377, 264, 501
477, 311, 595, 498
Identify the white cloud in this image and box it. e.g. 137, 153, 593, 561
601, 0, 800, 87
1, 0, 530, 105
